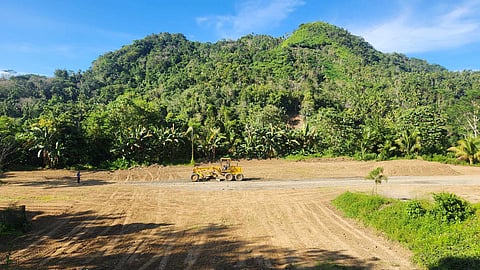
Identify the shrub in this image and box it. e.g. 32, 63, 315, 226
406, 200, 427, 218
431, 193, 474, 223
106, 158, 139, 170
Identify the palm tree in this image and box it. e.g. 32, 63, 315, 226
185, 126, 194, 164
365, 167, 388, 194
395, 129, 421, 157
448, 136, 480, 165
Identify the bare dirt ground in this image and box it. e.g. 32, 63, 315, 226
2, 158, 480, 269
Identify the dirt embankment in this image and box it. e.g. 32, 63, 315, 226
5, 158, 475, 183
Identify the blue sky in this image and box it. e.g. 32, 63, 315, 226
2, 0, 480, 76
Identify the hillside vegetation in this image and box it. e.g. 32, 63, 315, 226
1, 22, 480, 169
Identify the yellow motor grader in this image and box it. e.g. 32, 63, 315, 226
191, 158, 244, 182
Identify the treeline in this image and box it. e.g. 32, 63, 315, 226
1, 22, 480, 169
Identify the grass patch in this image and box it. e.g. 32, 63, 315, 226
0, 196, 26, 203
283, 153, 325, 161
332, 192, 480, 269
32, 195, 72, 202
421, 154, 466, 165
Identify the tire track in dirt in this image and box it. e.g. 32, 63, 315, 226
291, 193, 342, 243
285, 190, 394, 266
95, 187, 151, 270
33, 188, 136, 268
77, 189, 137, 267
136, 189, 191, 270
302, 200, 372, 263
182, 233, 207, 270
245, 189, 414, 269
136, 235, 171, 268
122, 188, 182, 270
280, 190, 357, 266
312, 197, 415, 269
6, 160, 480, 269
253, 193, 294, 268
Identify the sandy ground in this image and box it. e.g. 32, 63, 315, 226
1, 158, 480, 269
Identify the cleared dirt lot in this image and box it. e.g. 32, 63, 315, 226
2, 159, 480, 269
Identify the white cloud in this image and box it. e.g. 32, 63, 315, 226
197, 0, 305, 40
0, 69, 18, 79
357, 0, 480, 53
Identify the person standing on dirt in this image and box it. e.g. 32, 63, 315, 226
77, 171, 81, 184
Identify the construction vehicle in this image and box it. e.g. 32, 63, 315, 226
191, 158, 244, 182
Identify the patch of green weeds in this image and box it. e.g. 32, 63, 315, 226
332, 192, 480, 269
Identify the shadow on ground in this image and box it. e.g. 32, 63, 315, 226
0, 209, 384, 269
2, 176, 113, 189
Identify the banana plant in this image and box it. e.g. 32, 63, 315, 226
30, 123, 62, 168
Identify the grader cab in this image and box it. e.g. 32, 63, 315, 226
191, 158, 244, 182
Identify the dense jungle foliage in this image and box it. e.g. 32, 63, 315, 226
1, 22, 480, 169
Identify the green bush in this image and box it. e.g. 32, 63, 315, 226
106, 158, 139, 170
422, 154, 463, 165
431, 193, 474, 223
405, 200, 427, 218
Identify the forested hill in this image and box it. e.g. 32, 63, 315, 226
1, 21, 480, 169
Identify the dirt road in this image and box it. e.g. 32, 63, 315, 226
1, 159, 480, 269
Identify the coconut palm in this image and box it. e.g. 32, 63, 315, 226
448, 136, 480, 165
365, 167, 388, 194
395, 129, 421, 157
185, 126, 195, 164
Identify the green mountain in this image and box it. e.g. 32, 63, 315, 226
1, 21, 480, 168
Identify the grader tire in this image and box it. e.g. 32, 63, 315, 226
225, 173, 234, 181
235, 174, 244, 181
191, 174, 200, 182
